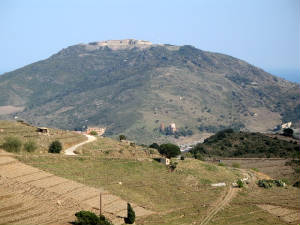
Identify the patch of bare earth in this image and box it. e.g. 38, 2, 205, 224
0, 106, 24, 115
242, 107, 281, 132
0, 153, 153, 225
257, 204, 300, 224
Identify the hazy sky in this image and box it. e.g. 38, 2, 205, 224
1, 0, 299, 82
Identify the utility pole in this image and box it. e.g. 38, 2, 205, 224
99, 193, 102, 216
99, 192, 109, 217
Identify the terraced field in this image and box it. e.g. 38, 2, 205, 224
0, 151, 152, 225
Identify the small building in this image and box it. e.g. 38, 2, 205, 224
160, 158, 170, 166
281, 122, 292, 129
169, 123, 177, 134
159, 123, 165, 132
37, 127, 49, 134
86, 127, 106, 136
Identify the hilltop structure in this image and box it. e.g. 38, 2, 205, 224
86, 127, 106, 136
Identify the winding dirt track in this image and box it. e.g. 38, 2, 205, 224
200, 186, 237, 225
199, 170, 254, 225
64, 134, 96, 155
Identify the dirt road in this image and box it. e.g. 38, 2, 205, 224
64, 134, 96, 155
199, 170, 254, 225
199, 186, 237, 225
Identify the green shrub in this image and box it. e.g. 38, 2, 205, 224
283, 128, 293, 137
48, 140, 62, 153
257, 180, 272, 189
257, 179, 285, 188
75, 211, 99, 225
237, 179, 244, 188
218, 162, 225, 166
74, 210, 113, 225
195, 152, 204, 161
90, 131, 98, 136
130, 142, 136, 147
232, 162, 240, 168
119, 135, 126, 141
251, 168, 259, 172
125, 203, 135, 224
24, 140, 37, 152
1, 137, 22, 152
169, 161, 178, 171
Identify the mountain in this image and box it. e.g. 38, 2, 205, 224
0, 39, 299, 143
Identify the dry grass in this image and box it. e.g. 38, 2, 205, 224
75, 137, 160, 159
209, 183, 300, 225
0, 120, 86, 154
219, 158, 299, 184
18, 155, 240, 225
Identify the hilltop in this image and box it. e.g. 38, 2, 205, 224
0, 39, 299, 143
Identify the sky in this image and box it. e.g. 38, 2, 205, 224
0, 0, 299, 82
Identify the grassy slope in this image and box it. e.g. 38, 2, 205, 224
2, 121, 298, 224
0, 120, 86, 153
17, 136, 242, 225
210, 182, 300, 225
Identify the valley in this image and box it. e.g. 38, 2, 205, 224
0, 120, 299, 224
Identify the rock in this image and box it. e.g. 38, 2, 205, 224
57, 200, 62, 206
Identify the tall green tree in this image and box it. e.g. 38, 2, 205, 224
159, 143, 180, 158
125, 203, 135, 224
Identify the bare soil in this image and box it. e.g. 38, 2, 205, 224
0, 151, 153, 225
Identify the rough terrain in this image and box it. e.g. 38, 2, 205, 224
0, 150, 153, 225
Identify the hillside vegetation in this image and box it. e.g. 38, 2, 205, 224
0, 39, 299, 143
191, 129, 300, 158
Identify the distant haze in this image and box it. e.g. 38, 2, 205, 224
266, 69, 300, 84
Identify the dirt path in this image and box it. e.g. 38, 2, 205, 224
199, 186, 237, 225
64, 134, 96, 155
0, 151, 153, 225
199, 170, 254, 225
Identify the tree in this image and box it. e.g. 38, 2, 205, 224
24, 140, 37, 152
48, 140, 62, 153
1, 137, 22, 152
90, 131, 98, 136
149, 143, 160, 150
237, 179, 244, 188
283, 128, 293, 137
125, 203, 135, 224
159, 143, 180, 158
119, 134, 126, 141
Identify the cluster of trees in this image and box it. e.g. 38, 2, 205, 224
0, 137, 63, 154
190, 129, 300, 159
74, 203, 135, 225
257, 179, 285, 189
1, 137, 37, 153
149, 143, 180, 158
